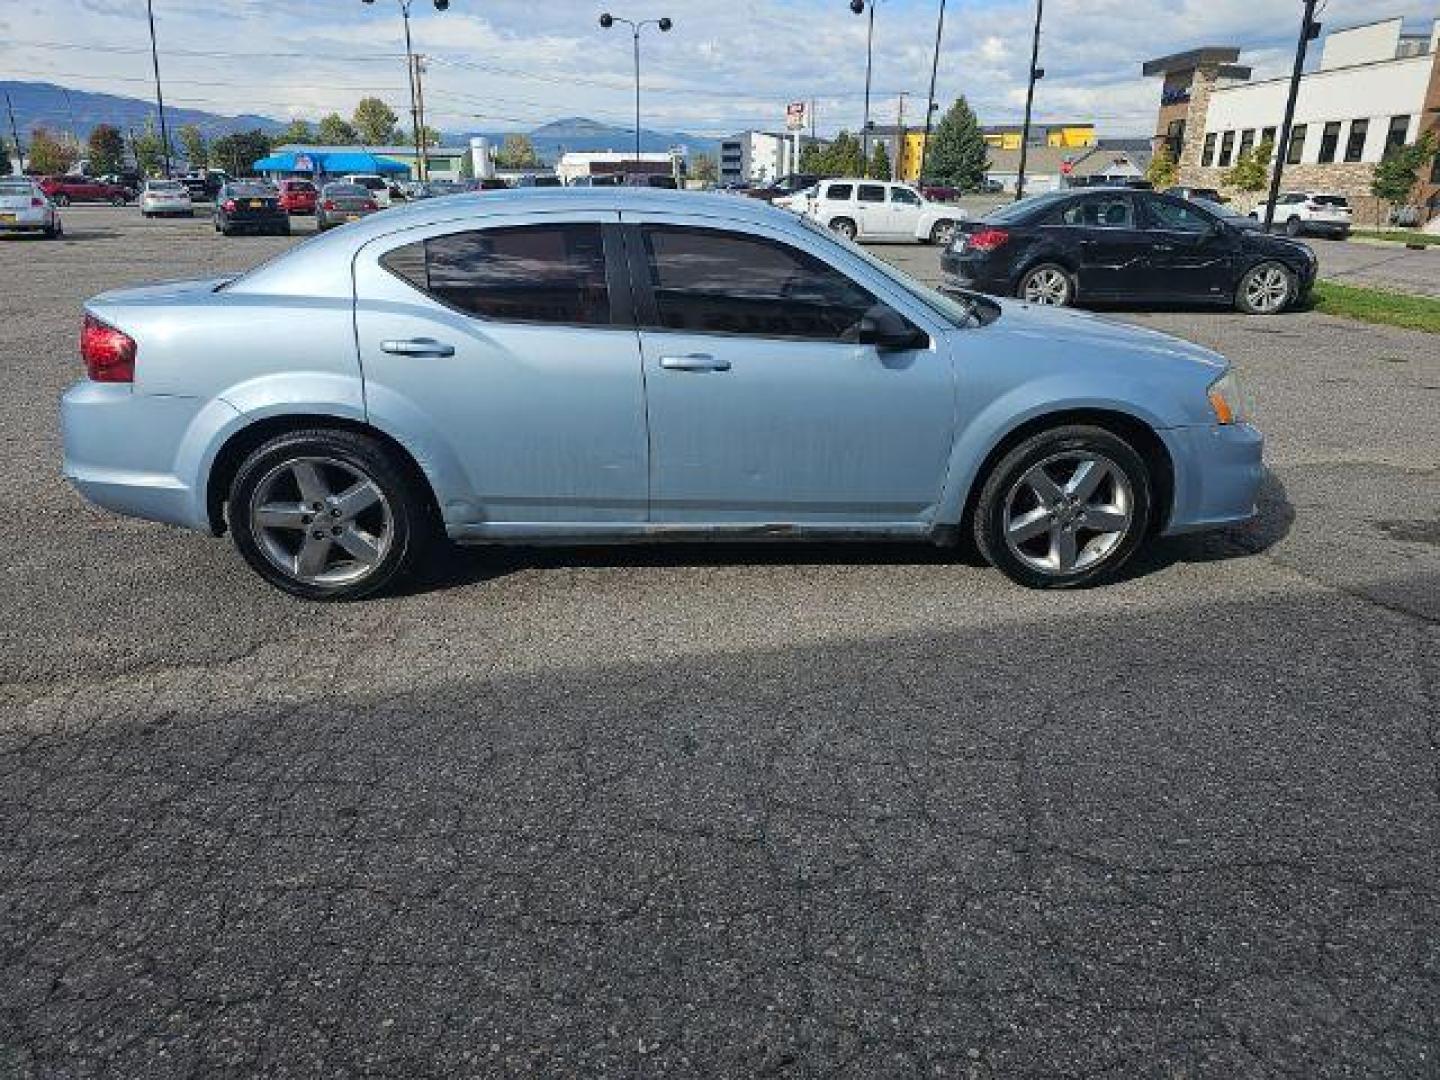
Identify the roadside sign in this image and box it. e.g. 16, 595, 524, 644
786, 102, 807, 131
1060, 160, 1073, 175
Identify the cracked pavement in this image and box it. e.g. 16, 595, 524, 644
1, 209, 1437, 1078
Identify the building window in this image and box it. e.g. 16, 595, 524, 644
1287, 124, 1307, 165
1165, 118, 1186, 161
1344, 119, 1369, 163
1203, 133, 1217, 166
1385, 115, 1411, 154
1218, 131, 1235, 167
1261, 126, 1277, 148
1318, 121, 1341, 164
1238, 129, 1255, 159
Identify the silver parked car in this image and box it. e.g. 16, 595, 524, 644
139, 179, 195, 218
0, 177, 62, 238
61, 189, 1262, 599
316, 182, 380, 231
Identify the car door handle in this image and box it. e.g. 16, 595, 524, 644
380, 338, 455, 357
1153, 244, 1174, 252
659, 353, 730, 372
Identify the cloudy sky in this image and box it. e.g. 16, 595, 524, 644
4, 0, 1437, 138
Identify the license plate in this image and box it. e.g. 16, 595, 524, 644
248, 200, 262, 208
0, 213, 15, 223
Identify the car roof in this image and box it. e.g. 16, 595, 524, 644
227, 188, 819, 297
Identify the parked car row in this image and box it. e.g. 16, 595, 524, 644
0, 177, 64, 238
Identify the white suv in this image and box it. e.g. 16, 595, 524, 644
1248, 192, 1351, 239
340, 174, 393, 208
803, 178, 965, 244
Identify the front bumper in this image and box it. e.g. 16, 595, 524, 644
1160, 422, 1265, 535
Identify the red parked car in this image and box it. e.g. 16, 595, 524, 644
37, 176, 133, 207
276, 178, 318, 215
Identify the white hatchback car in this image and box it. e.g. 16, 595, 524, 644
0, 177, 62, 238
804, 178, 965, 244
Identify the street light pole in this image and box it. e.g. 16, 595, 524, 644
849, 0, 876, 160
363, 0, 449, 182
145, 0, 172, 177
1015, 0, 1043, 201
918, 0, 946, 185
599, 13, 673, 165
1263, 0, 1321, 232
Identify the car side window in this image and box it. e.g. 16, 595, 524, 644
824, 183, 853, 200
639, 226, 877, 342
1145, 198, 1213, 233
379, 223, 611, 326
857, 184, 886, 203
890, 186, 921, 205
1059, 196, 1134, 229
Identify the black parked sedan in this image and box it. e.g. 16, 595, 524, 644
942, 188, 1318, 315
214, 182, 290, 237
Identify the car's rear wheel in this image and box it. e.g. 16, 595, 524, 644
975, 425, 1153, 589
1018, 264, 1074, 306
228, 429, 431, 600
830, 217, 857, 240
1235, 261, 1295, 315
110, 195, 126, 207
53, 194, 69, 207
929, 219, 957, 246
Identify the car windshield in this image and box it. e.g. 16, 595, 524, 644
351, 177, 384, 190
798, 214, 998, 329
1192, 198, 1246, 221
983, 191, 1068, 224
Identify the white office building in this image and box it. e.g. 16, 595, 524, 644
718, 131, 809, 186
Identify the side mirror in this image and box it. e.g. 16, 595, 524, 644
851, 304, 928, 351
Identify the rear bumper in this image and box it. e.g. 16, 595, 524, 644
0, 215, 50, 232
1161, 422, 1265, 535
61, 381, 232, 531
940, 250, 1014, 297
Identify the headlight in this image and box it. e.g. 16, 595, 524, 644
1207, 370, 1249, 425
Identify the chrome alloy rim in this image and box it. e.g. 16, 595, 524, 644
932, 221, 956, 245
1002, 452, 1133, 576
1022, 267, 1069, 305
1244, 265, 1290, 313
249, 457, 393, 586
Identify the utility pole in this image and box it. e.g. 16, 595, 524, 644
145, 0, 172, 177
895, 92, 907, 181
1263, 0, 1321, 232
918, 0, 946, 185
5, 92, 22, 174
1015, 0, 1044, 201
413, 53, 429, 180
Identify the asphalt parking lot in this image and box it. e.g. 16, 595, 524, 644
2, 204, 1438, 1078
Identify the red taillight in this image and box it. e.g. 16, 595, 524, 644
363, 200, 378, 211
968, 227, 1010, 252
322, 200, 336, 211
222, 199, 237, 212
81, 314, 136, 383
31, 197, 43, 207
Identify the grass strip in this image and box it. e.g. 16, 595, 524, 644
1310, 280, 1440, 333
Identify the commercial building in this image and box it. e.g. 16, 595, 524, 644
267, 143, 472, 181
718, 131, 820, 185
555, 150, 682, 185
1143, 16, 1440, 220
982, 122, 1096, 151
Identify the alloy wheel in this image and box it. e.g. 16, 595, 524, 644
248, 456, 393, 587
931, 221, 956, 245
1244, 265, 1290, 314
1022, 267, 1070, 305
1002, 452, 1133, 576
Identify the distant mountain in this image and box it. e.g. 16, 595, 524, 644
0, 81, 285, 142
465, 117, 719, 160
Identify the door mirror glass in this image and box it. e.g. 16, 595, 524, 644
849, 304, 927, 351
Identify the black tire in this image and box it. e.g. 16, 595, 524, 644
1285, 216, 1302, 237
830, 217, 857, 240
1016, 263, 1075, 306
110, 195, 126, 207
53, 193, 70, 207
228, 429, 433, 601
1234, 260, 1296, 315
928, 219, 956, 245
44, 220, 61, 239
973, 424, 1153, 589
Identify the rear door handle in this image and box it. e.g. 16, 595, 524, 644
659, 353, 730, 372
380, 338, 455, 357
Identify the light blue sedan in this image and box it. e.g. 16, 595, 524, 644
62, 188, 1262, 599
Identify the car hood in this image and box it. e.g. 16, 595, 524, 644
978, 297, 1229, 373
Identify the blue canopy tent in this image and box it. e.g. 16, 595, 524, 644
251, 150, 411, 179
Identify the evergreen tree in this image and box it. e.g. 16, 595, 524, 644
317, 113, 359, 145
87, 124, 126, 176
824, 130, 864, 176
276, 119, 315, 145
178, 124, 207, 169
925, 97, 988, 189
353, 98, 400, 145
799, 140, 827, 174
868, 141, 891, 180
1145, 142, 1177, 189
132, 119, 165, 176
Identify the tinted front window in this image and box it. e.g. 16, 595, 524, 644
382, 224, 611, 326
641, 226, 875, 341
1146, 198, 1213, 233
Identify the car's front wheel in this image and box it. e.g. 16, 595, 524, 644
974, 424, 1152, 589
829, 217, 857, 240
1018, 263, 1074, 306
1235, 261, 1295, 315
228, 429, 431, 600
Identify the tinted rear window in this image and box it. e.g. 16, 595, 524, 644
284, 181, 316, 193
1313, 195, 1349, 206
228, 184, 272, 197
0, 181, 33, 195
983, 191, 1068, 223
323, 185, 368, 198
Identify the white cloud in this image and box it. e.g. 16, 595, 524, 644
4, 0, 1437, 138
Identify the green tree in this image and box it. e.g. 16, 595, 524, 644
276, 119, 315, 145
317, 113, 359, 145
799, 139, 827, 174
458, 146, 475, 179
867, 141, 891, 180
353, 97, 399, 145
178, 123, 207, 169
132, 118, 165, 176
399, 124, 443, 150
690, 152, 718, 186
821, 130, 864, 176
210, 129, 273, 176
86, 124, 126, 176
494, 133, 540, 168
1371, 132, 1437, 228
1146, 142, 1177, 189
1223, 138, 1273, 192
925, 96, 988, 189
27, 127, 77, 175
